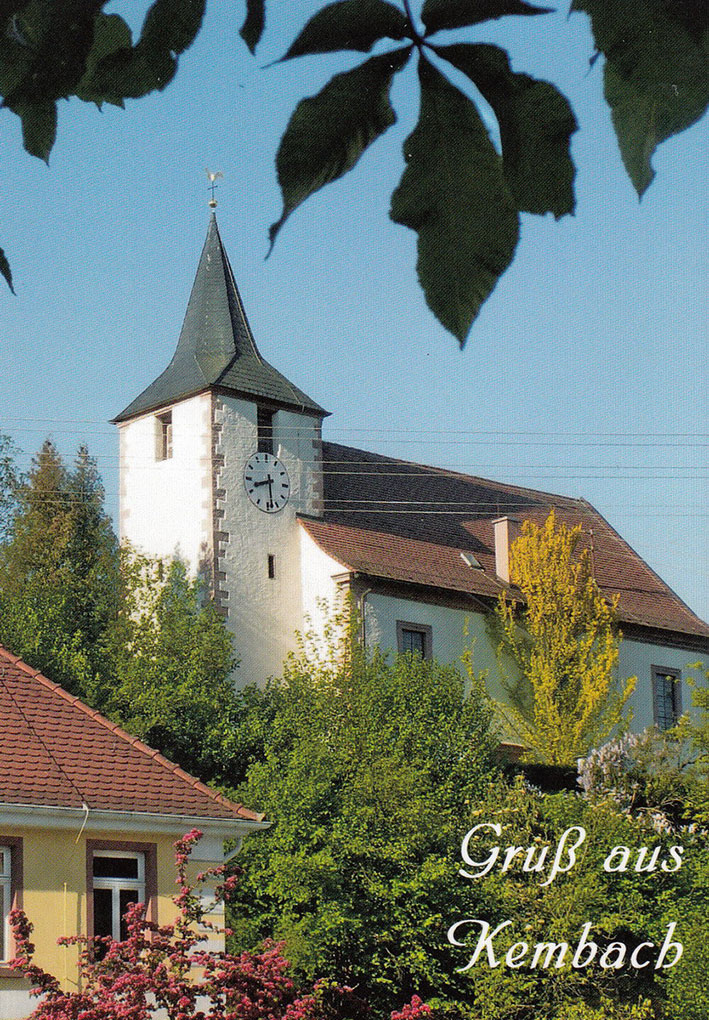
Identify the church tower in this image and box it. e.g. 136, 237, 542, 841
114, 214, 328, 686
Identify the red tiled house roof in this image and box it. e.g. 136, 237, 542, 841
300, 443, 709, 646
0, 646, 261, 821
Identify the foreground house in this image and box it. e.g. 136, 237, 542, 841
0, 645, 266, 1019
114, 215, 709, 730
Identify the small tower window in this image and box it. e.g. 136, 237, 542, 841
267, 554, 276, 580
156, 411, 173, 461
257, 406, 274, 455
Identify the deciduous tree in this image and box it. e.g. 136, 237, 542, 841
230, 604, 498, 1013
0, 431, 23, 540
98, 552, 243, 785
495, 509, 635, 764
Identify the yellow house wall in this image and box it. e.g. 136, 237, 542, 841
1, 823, 221, 1009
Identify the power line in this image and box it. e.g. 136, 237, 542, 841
3, 416, 708, 436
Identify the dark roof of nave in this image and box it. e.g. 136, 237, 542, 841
299, 442, 709, 644
114, 215, 326, 422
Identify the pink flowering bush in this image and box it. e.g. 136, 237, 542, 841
9, 830, 434, 1020
389, 996, 432, 1020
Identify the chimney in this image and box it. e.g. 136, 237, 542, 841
492, 517, 521, 584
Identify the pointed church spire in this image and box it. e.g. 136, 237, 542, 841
114, 215, 326, 422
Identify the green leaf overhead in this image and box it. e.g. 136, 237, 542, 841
75, 14, 133, 105
0, 0, 102, 159
0, 1, 27, 18
435, 43, 576, 218
0, 248, 14, 294
1, 1, 103, 106
240, 0, 265, 54
422, 0, 552, 35
140, 0, 205, 56
390, 57, 519, 344
14, 98, 56, 162
572, 0, 709, 196
0, 33, 33, 107
269, 47, 410, 250
78, 0, 205, 104
281, 0, 409, 60
76, 48, 167, 104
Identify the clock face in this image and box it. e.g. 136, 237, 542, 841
243, 452, 290, 513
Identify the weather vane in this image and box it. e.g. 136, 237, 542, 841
205, 169, 224, 209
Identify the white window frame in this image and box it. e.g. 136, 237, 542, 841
0, 846, 10, 962
92, 850, 145, 942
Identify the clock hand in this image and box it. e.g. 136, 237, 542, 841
252, 478, 270, 488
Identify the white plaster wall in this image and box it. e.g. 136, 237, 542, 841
299, 526, 348, 640
272, 409, 323, 519
216, 396, 323, 687
0, 988, 34, 1019
119, 393, 212, 572
362, 592, 504, 691
619, 639, 706, 732
361, 593, 705, 736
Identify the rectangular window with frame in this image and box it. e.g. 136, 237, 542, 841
257, 406, 275, 455
92, 851, 144, 942
87, 842, 156, 948
652, 666, 682, 731
0, 846, 10, 963
156, 410, 173, 461
0, 836, 22, 968
396, 621, 432, 660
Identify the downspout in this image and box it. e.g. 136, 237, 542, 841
359, 585, 373, 652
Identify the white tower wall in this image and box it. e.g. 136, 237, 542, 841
213, 394, 323, 686
118, 393, 213, 575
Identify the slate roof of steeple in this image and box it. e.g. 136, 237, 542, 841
114, 215, 326, 422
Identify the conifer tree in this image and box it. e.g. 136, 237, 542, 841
0, 440, 118, 695
0, 432, 23, 540
495, 510, 635, 764
0, 438, 243, 786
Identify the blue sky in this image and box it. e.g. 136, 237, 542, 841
1, 1, 707, 620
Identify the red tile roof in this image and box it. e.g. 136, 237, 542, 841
300, 443, 708, 643
0, 647, 262, 821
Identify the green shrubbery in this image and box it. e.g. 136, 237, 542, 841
231, 608, 709, 1019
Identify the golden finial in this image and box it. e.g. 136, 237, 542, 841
205, 169, 224, 209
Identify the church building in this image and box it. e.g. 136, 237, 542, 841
114, 215, 709, 735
